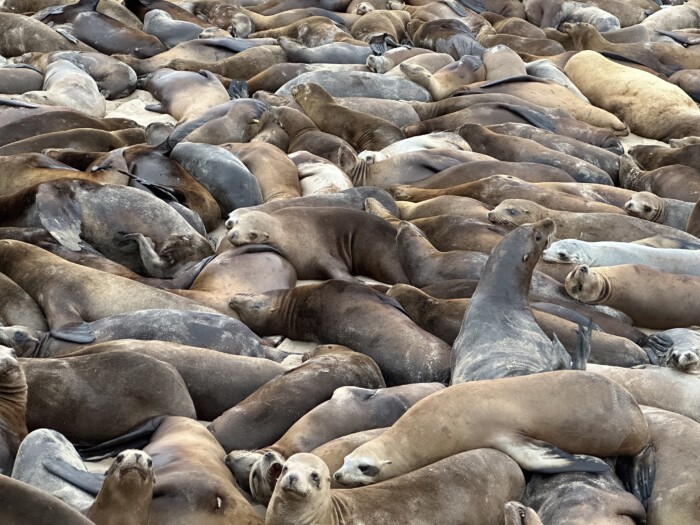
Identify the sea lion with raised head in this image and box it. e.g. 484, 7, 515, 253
451, 220, 581, 384
618, 154, 700, 202
0, 346, 27, 476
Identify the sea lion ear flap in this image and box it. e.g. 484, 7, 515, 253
36, 181, 83, 252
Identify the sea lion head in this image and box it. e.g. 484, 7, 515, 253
504, 502, 543, 525
543, 239, 592, 265
624, 192, 663, 223
250, 450, 285, 505
0, 326, 41, 357
274, 453, 330, 499
565, 265, 607, 303
333, 451, 389, 487
224, 450, 262, 493
487, 199, 547, 228
0, 345, 22, 382
226, 211, 276, 246
355, 1, 374, 14
366, 54, 392, 74
291, 83, 332, 105
667, 344, 700, 373
524, 218, 555, 256
105, 450, 154, 486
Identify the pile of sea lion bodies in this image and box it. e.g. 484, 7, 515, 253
1, 0, 700, 522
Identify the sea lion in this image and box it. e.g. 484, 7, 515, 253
395, 195, 490, 221
310, 428, 386, 487
630, 143, 700, 172
0, 127, 145, 156
643, 407, 700, 525
221, 141, 302, 201
387, 284, 649, 367
86, 449, 154, 525
0, 475, 94, 525
458, 124, 614, 185
0, 308, 279, 360
451, 220, 579, 383
565, 264, 700, 328
624, 191, 692, 230
564, 50, 700, 141
22, 351, 196, 443
487, 199, 699, 243
544, 239, 700, 277
0, 179, 214, 278
0, 63, 44, 94
0, 13, 92, 56
589, 364, 700, 422
407, 18, 485, 59
62, 339, 286, 421
389, 175, 623, 213
477, 26, 567, 56
399, 56, 486, 100
267, 451, 524, 525
226, 207, 408, 283
142, 68, 230, 121
522, 462, 646, 525
334, 370, 653, 511
522, 0, 621, 31
0, 240, 216, 343
618, 154, 700, 202
291, 82, 405, 151
247, 63, 370, 93
640, 328, 700, 374
0, 346, 27, 475
411, 160, 575, 187
228, 280, 452, 385
143, 9, 230, 48
293, 152, 354, 195
208, 345, 385, 452
224, 383, 443, 503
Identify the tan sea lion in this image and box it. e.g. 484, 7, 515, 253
565, 264, 700, 328
267, 451, 525, 525
335, 370, 654, 510
624, 191, 692, 230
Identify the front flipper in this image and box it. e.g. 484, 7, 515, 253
497, 435, 609, 473
119, 232, 165, 278
616, 444, 655, 510
54, 27, 79, 44
144, 103, 166, 114
571, 319, 593, 371
36, 181, 83, 252
500, 104, 556, 132
50, 321, 94, 344
43, 457, 104, 495
637, 332, 673, 365
76, 416, 165, 460
227, 79, 249, 99
0, 98, 39, 108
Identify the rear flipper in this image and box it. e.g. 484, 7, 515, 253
571, 319, 593, 371
76, 416, 165, 460
228, 80, 249, 99
497, 435, 609, 474
43, 457, 104, 496
369, 33, 403, 56
637, 332, 673, 366
616, 444, 656, 510
50, 322, 94, 344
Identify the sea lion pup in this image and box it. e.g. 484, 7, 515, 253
0, 179, 214, 279
588, 364, 700, 422
291, 82, 405, 151
0, 240, 216, 343
565, 51, 700, 141
228, 280, 451, 385
387, 284, 649, 367
618, 154, 700, 202
388, 175, 623, 214
22, 351, 196, 443
624, 192, 692, 230
640, 329, 700, 374
0, 346, 27, 475
522, 461, 646, 525
87, 449, 154, 525
206, 345, 385, 452
142, 68, 229, 122
0, 475, 94, 525
334, 370, 654, 507
223, 383, 443, 504
458, 124, 614, 185
267, 451, 525, 525
565, 264, 700, 329
226, 208, 408, 283
487, 199, 700, 244
451, 219, 583, 384
544, 239, 700, 277
643, 407, 700, 525
399, 56, 486, 100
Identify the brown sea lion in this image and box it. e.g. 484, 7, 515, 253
226, 207, 408, 283
0, 347, 27, 476
0, 127, 145, 156
618, 154, 700, 202
228, 280, 452, 385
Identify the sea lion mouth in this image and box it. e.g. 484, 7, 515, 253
117, 465, 151, 481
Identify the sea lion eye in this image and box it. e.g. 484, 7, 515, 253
282, 466, 288, 473
147, 458, 152, 467
559, 252, 568, 260
310, 472, 319, 481
507, 208, 516, 216
643, 205, 652, 212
